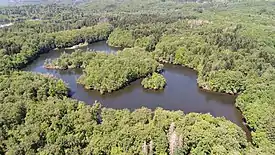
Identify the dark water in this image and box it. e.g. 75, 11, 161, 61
23, 41, 251, 139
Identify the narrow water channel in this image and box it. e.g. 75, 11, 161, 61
23, 41, 251, 139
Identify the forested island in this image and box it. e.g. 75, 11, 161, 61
1, 0, 275, 154
77, 48, 162, 94
142, 73, 167, 90
44, 50, 98, 69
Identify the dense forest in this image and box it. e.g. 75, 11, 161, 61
1, 0, 275, 154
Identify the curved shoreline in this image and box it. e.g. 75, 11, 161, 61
33, 41, 251, 140
168, 63, 252, 140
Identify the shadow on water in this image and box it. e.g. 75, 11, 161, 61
23, 41, 252, 140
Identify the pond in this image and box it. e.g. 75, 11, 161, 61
23, 41, 251, 139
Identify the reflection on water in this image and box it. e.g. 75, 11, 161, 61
23, 41, 251, 139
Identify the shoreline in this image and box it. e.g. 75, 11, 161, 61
29, 41, 251, 140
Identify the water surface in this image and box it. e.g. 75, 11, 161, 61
24, 41, 250, 138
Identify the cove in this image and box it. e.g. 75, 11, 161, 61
23, 41, 251, 139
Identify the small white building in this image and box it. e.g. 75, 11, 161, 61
0, 23, 13, 28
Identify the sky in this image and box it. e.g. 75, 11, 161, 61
0, 0, 9, 6
0, 0, 81, 6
